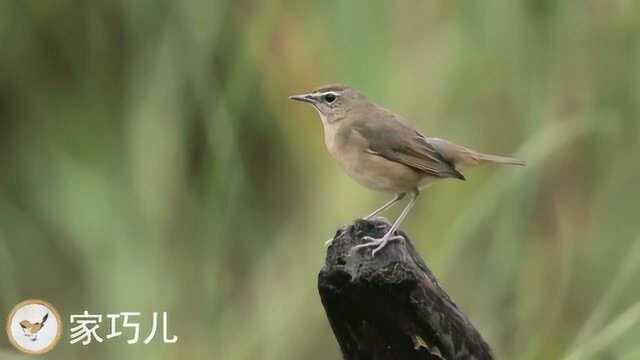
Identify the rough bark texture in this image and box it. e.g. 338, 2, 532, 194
318, 218, 494, 360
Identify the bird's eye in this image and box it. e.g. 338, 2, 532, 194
324, 94, 336, 103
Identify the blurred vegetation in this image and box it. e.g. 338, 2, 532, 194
1, 1, 640, 359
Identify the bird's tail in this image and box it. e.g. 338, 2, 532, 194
474, 152, 526, 166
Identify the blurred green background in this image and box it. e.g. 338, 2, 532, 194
1, 1, 640, 359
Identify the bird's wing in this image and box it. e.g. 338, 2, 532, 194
351, 109, 465, 180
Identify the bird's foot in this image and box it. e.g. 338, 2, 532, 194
350, 233, 404, 257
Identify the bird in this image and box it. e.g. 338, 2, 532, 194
289, 84, 525, 256
19, 313, 49, 341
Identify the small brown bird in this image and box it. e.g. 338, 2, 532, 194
290, 84, 525, 256
20, 313, 49, 341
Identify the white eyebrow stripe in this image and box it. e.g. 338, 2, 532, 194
314, 91, 340, 97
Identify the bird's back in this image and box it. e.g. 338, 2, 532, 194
348, 105, 465, 180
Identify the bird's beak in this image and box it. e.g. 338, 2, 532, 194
288, 93, 315, 104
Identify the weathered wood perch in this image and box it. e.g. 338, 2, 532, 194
318, 218, 494, 360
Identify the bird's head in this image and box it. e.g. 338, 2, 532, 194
19, 320, 34, 332
289, 84, 368, 124
19, 320, 39, 341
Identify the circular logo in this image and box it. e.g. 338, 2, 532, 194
5, 299, 62, 355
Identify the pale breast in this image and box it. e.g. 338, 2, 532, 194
324, 122, 427, 193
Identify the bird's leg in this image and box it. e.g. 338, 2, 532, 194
363, 192, 406, 220
351, 189, 419, 256
326, 193, 406, 246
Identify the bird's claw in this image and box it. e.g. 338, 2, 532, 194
350, 234, 404, 256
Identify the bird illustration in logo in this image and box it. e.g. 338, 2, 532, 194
19, 313, 49, 341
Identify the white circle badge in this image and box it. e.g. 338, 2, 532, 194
6, 299, 62, 355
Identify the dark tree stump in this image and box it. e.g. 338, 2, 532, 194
318, 218, 494, 360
